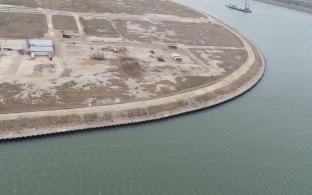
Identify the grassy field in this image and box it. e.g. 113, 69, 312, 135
0, 0, 127, 13
0, 13, 47, 39
42, 0, 126, 13
79, 17, 119, 37
52, 15, 77, 30
0, 0, 206, 17
114, 20, 243, 47
0, 19, 9, 27
122, 0, 205, 17
0, 0, 37, 7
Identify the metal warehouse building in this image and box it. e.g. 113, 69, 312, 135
28, 39, 54, 56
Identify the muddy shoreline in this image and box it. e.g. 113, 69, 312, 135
0, 2, 266, 141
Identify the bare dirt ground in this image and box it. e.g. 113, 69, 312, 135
0, 0, 265, 138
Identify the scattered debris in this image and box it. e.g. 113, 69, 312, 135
117, 56, 143, 77
33, 64, 56, 75
63, 33, 71, 38
157, 57, 165, 62
3, 48, 13, 51
168, 45, 178, 50
100, 45, 112, 51
63, 33, 79, 38
91, 50, 105, 60
18, 49, 25, 55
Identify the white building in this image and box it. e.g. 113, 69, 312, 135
28, 39, 54, 56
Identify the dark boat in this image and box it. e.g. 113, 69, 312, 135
226, 0, 252, 13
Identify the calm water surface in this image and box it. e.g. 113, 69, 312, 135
1, 1, 312, 194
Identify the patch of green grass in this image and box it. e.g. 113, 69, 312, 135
0, 0, 37, 7
79, 17, 119, 37
0, 19, 9, 27
52, 15, 77, 30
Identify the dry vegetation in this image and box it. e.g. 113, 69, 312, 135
80, 17, 119, 37
190, 49, 248, 74
52, 15, 78, 30
40, 0, 126, 13
0, 0, 127, 13
0, 0, 37, 7
114, 20, 243, 47
0, 0, 207, 17
0, 99, 188, 133
214, 47, 261, 96
0, 13, 47, 38
122, 0, 205, 17
0, 81, 131, 114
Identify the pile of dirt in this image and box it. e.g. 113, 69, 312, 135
116, 56, 143, 77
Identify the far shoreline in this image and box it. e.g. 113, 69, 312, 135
0, 1, 266, 141
255, 0, 312, 15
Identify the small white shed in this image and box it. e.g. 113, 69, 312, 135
171, 53, 182, 62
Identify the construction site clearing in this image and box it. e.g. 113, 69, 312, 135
0, 0, 264, 138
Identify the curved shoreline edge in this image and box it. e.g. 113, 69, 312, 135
0, 3, 266, 141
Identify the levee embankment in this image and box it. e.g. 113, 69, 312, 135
0, 3, 266, 140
